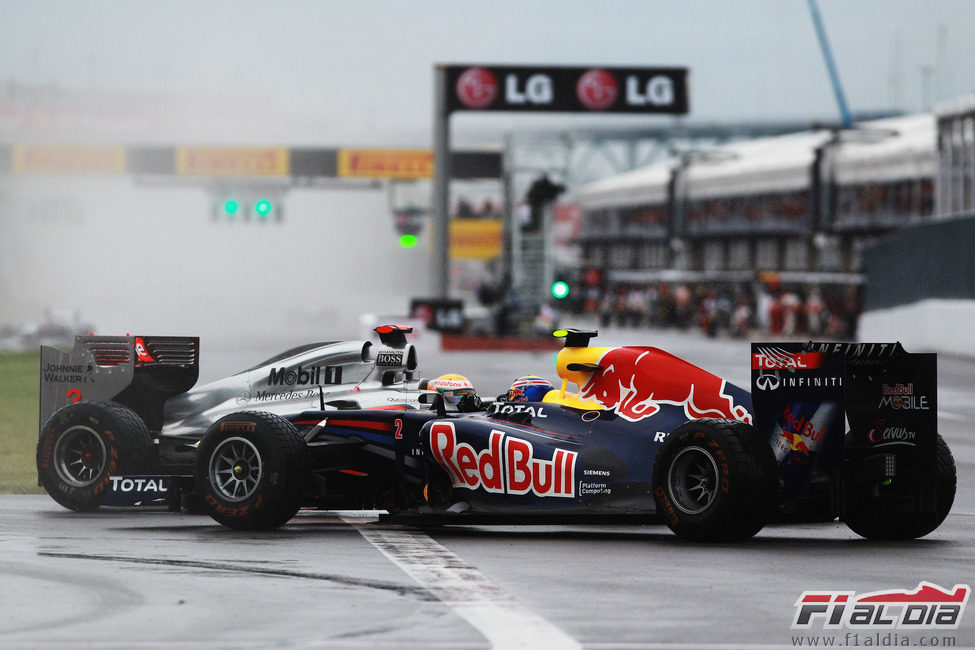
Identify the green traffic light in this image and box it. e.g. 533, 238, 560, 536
551, 280, 570, 299
255, 199, 272, 218
399, 234, 418, 248
223, 198, 240, 216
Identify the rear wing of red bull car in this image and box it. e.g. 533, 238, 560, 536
750, 341, 941, 525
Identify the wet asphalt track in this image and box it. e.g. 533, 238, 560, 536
3, 328, 974, 649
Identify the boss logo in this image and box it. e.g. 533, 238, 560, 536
376, 352, 403, 366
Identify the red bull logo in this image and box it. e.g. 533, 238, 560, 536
780, 404, 826, 444
428, 422, 577, 498
578, 347, 751, 424
772, 402, 832, 461
779, 432, 812, 456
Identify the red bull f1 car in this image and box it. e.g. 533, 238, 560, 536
36, 327, 956, 542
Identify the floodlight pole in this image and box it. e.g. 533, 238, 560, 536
432, 65, 451, 298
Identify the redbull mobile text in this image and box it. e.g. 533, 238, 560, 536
428, 422, 577, 498
579, 347, 751, 423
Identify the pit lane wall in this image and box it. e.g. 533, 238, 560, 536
858, 213, 975, 357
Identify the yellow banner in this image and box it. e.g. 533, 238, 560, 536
449, 218, 502, 260
176, 147, 289, 176
338, 149, 433, 179
13, 146, 126, 174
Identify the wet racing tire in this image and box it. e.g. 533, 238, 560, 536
653, 418, 778, 542
37, 401, 152, 512
843, 434, 956, 540
195, 411, 309, 531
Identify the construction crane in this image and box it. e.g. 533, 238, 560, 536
808, 0, 854, 129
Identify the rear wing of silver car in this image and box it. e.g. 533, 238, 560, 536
39, 335, 199, 434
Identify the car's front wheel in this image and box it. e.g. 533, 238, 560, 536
652, 418, 777, 542
195, 411, 309, 530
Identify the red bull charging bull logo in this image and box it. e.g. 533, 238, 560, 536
579, 347, 751, 424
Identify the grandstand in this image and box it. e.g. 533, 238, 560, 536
572, 111, 940, 337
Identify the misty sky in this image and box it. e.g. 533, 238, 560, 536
3, 0, 975, 144
3, 0, 975, 349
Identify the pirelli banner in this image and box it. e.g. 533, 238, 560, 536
175, 147, 290, 176
338, 149, 432, 179
0, 146, 501, 180
444, 64, 689, 115
449, 218, 503, 260
11, 145, 127, 174
336, 148, 500, 180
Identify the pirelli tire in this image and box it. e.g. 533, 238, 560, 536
843, 433, 956, 540
195, 411, 309, 531
37, 401, 152, 512
652, 418, 778, 542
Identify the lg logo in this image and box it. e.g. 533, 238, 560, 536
455, 67, 498, 109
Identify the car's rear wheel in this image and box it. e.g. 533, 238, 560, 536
842, 433, 956, 540
37, 401, 151, 512
195, 411, 309, 530
653, 418, 777, 542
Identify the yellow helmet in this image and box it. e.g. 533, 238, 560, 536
428, 373, 476, 405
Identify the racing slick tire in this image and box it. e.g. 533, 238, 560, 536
652, 418, 778, 542
37, 401, 152, 512
842, 433, 956, 540
195, 411, 309, 531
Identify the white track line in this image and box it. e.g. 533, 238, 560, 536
354, 525, 581, 650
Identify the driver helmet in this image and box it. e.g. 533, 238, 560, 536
428, 373, 476, 406
506, 375, 554, 402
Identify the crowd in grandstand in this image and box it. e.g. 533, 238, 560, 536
581, 282, 861, 340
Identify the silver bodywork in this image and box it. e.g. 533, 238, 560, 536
161, 339, 422, 438
39, 333, 423, 444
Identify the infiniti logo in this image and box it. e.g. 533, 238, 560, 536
755, 372, 781, 391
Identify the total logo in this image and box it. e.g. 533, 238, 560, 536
752, 347, 823, 370
109, 476, 168, 493
792, 582, 969, 630
428, 422, 577, 498
488, 403, 549, 419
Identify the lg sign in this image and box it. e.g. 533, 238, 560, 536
447, 64, 688, 114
